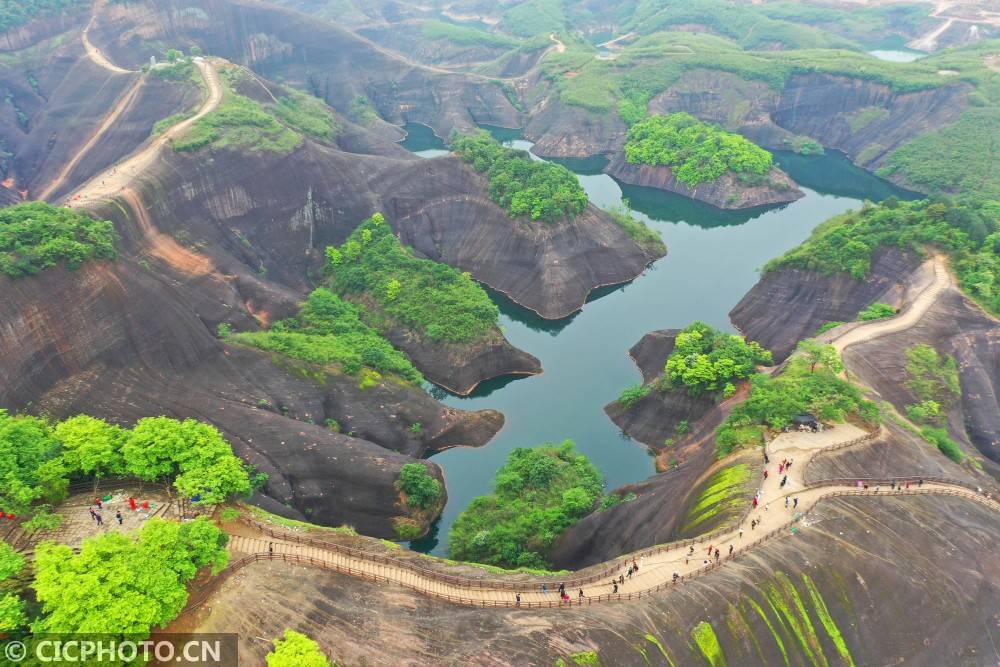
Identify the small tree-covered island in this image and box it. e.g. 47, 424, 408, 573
606, 113, 805, 209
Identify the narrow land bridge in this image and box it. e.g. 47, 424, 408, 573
194, 256, 998, 609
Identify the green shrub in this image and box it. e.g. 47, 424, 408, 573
814, 321, 845, 336
232, 288, 422, 385
919, 426, 964, 463
451, 132, 588, 222
0, 203, 117, 278
173, 71, 301, 154
396, 464, 442, 510
325, 213, 498, 344
624, 113, 773, 187
448, 441, 604, 569
662, 322, 772, 396
392, 517, 424, 541
618, 384, 651, 408
0, 0, 89, 32
906, 400, 943, 425
268, 90, 340, 142
858, 302, 896, 320
218, 507, 241, 523
905, 344, 960, 403
266, 629, 330, 667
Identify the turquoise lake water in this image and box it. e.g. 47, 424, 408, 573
399, 122, 917, 554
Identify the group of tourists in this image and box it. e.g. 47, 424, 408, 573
87, 495, 150, 530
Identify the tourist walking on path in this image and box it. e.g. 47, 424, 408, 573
128, 496, 137, 511
793, 497, 799, 509
94, 512, 103, 526
116, 511, 123, 525
612, 582, 618, 594
88, 508, 97, 523
516, 593, 521, 607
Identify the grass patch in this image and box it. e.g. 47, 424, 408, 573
422, 20, 520, 49
172, 70, 301, 154
691, 621, 726, 667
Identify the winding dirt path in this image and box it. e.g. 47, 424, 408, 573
832, 255, 950, 355
81, 4, 134, 75
65, 57, 223, 208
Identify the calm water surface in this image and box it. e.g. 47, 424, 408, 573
398, 123, 916, 554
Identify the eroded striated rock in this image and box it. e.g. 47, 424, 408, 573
605, 153, 804, 210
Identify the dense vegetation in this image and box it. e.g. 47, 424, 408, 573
662, 322, 773, 396
422, 20, 520, 49
880, 107, 1000, 200
448, 441, 604, 569
267, 630, 331, 667
324, 213, 499, 344
624, 113, 774, 187
0, 203, 116, 278
500, 0, 566, 37
451, 132, 588, 222
396, 463, 442, 510
0, 411, 252, 518
33, 517, 228, 635
0, 0, 86, 32
173, 70, 333, 154
715, 343, 878, 456
765, 198, 1000, 316
231, 287, 423, 385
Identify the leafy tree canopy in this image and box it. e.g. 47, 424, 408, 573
448, 441, 604, 569
32, 517, 228, 635
624, 113, 773, 187
451, 132, 588, 222
232, 287, 422, 385
396, 464, 442, 510
0, 203, 117, 278
267, 630, 331, 667
0, 411, 66, 514
325, 213, 499, 344
662, 321, 772, 396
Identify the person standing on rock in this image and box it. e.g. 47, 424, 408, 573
612, 582, 618, 594
793, 497, 799, 509
558, 583, 565, 596
115, 511, 123, 525
515, 593, 521, 607
578, 589, 585, 600
728, 545, 734, 556
619, 574, 624, 585
763, 469, 769, 480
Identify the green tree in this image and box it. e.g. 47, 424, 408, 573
0, 411, 67, 513
661, 322, 772, 396
795, 338, 844, 374
396, 464, 442, 510
54, 415, 126, 490
267, 630, 331, 667
33, 518, 227, 635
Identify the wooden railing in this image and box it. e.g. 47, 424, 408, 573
182, 486, 997, 611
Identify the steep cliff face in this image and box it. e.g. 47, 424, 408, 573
0, 241, 505, 537
730, 247, 921, 362
605, 153, 803, 210
131, 138, 658, 321
948, 329, 1000, 463
88, 0, 520, 141
195, 493, 1000, 666
528, 68, 968, 186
